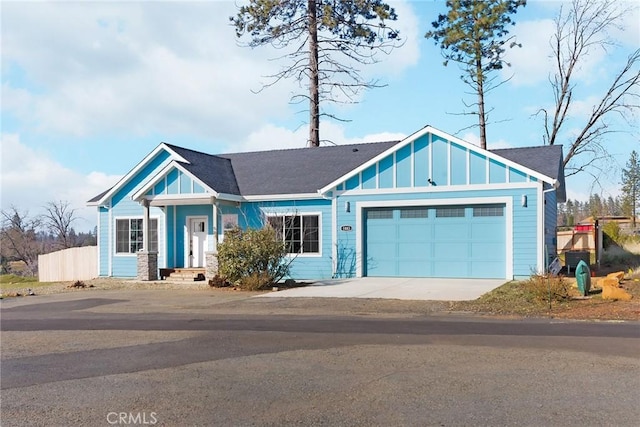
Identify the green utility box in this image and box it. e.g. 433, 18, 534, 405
575, 260, 591, 296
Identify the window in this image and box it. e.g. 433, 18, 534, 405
116, 218, 158, 254
267, 215, 320, 254
367, 209, 393, 220
473, 205, 504, 217
436, 207, 465, 218
400, 208, 428, 219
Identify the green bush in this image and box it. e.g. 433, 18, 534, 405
523, 274, 573, 302
217, 227, 290, 290
602, 221, 626, 247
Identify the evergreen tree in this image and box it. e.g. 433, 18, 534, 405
425, 0, 526, 149
232, 0, 400, 148
621, 150, 640, 227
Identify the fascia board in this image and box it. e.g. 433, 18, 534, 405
131, 160, 219, 201
95, 142, 190, 206
318, 125, 557, 194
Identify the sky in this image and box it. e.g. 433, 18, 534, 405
1, 0, 639, 232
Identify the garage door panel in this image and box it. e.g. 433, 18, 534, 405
434, 223, 468, 239
434, 261, 469, 278
365, 204, 506, 279
398, 243, 431, 258
399, 261, 432, 277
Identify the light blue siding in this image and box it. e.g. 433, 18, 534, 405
450, 143, 467, 185
345, 175, 359, 191
489, 159, 507, 184
469, 151, 486, 185
362, 165, 376, 189
179, 172, 191, 193
413, 136, 429, 187
238, 199, 333, 279
395, 145, 412, 187
99, 207, 109, 276
509, 167, 527, 183
167, 169, 179, 193
431, 136, 448, 186
109, 150, 171, 277
545, 186, 558, 266
378, 155, 393, 188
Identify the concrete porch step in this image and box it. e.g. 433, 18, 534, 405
160, 268, 206, 281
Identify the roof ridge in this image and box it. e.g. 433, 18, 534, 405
162, 142, 230, 160
220, 140, 400, 157
491, 145, 562, 151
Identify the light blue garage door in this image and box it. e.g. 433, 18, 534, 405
365, 205, 506, 278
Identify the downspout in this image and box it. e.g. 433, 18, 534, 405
542, 180, 559, 272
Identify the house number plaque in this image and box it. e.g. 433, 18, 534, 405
340, 225, 353, 232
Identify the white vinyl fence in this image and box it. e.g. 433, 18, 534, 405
38, 246, 98, 282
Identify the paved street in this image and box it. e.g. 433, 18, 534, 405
1, 291, 639, 426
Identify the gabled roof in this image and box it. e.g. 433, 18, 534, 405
493, 145, 566, 202
87, 126, 567, 204
219, 142, 398, 195
163, 144, 240, 195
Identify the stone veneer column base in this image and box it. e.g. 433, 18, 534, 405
137, 251, 158, 281
205, 252, 219, 280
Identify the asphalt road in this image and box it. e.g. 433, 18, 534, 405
1, 292, 639, 427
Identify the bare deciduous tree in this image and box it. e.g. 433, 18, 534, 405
0, 206, 43, 275
538, 0, 640, 177
42, 200, 77, 249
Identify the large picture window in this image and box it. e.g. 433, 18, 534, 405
116, 218, 158, 254
267, 214, 320, 254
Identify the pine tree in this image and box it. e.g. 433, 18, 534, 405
621, 150, 640, 228
425, 0, 526, 149
232, 0, 400, 148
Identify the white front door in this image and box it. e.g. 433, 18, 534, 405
189, 217, 207, 268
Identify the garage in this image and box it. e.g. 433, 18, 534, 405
364, 204, 506, 279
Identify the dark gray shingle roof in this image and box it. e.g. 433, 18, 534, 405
88, 138, 566, 203
491, 145, 566, 201
219, 142, 399, 195
164, 144, 241, 195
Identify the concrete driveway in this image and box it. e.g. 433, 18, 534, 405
258, 277, 507, 301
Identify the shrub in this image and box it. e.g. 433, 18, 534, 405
602, 221, 626, 247
208, 274, 230, 288
217, 227, 290, 290
523, 274, 573, 302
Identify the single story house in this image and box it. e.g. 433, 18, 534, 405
87, 125, 566, 281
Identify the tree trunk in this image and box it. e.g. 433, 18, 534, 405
308, 0, 320, 147
476, 56, 487, 150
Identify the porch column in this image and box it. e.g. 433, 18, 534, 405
137, 199, 158, 281
206, 199, 219, 280
142, 199, 150, 251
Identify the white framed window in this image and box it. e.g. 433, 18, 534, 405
115, 218, 158, 254
267, 214, 320, 255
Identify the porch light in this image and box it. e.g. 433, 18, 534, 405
521, 195, 528, 207
345, 201, 351, 213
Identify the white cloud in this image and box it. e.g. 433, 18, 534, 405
2, 1, 420, 141
0, 134, 120, 231
502, 19, 556, 86
461, 132, 513, 150
233, 121, 406, 153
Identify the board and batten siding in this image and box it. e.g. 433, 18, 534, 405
324, 131, 551, 279
108, 150, 172, 277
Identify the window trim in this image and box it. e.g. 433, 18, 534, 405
114, 216, 160, 256
265, 212, 322, 258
